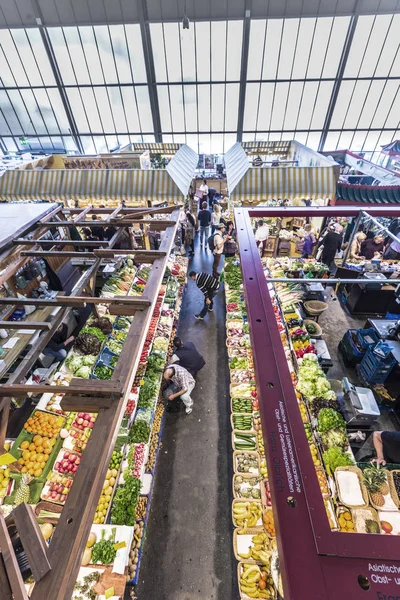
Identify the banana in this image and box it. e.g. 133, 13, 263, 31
247, 572, 261, 584
238, 548, 252, 559
257, 550, 272, 563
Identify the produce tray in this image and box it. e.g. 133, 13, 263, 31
53, 448, 81, 478
232, 498, 262, 528
4, 476, 44, 505
17, 410, 66, 439
232, 431, 257, 452
389, 470, 400, 506
260, 479, 273, 509
233, 450, 260, 475
237, 562, 277, 600
233, 527, 265, 563
230, 413, 254, 433
113, 316, 132, 331
334, 466, 369, 509
230, 397, 253, 414
104, 335, 124, 356
351, 506, 381, 534
230, 383, 253, 399
233, 473, 262, 500
9, 430, 63, 484
98, 347, 119, 369
367, 469, 399, 512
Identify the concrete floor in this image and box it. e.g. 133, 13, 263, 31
136, 239, 237, 600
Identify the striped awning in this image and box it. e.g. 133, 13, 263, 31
121, 143, 183, 153
0, 168, 183, 203
241, 141, 291, 156
230, 166, 337, 203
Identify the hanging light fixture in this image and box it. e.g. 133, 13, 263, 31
182, 0, 190, 28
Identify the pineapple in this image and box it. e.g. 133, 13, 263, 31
365, 519, 380, 534
14, 474, 30, 506
363, 465, 387, 507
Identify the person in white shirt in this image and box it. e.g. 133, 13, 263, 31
211, 203, 222, 234
212, 223, 226, 279
199, 179, 209, 207
255, 220, 269, 256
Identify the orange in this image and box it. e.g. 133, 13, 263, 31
22, 450, 30, 461
43, 447, 51, 455
33, 435, 42, 445
29, 443, 36, 451
29, 452, 37, 462
20, 441, 29, 450
18, 458, 24, 465
33, 468, 42, 477
21, 466, 28, 473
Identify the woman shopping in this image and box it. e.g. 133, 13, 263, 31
211, 204, 222, 234
184, 212, 196, 257
224, 221, 238, 258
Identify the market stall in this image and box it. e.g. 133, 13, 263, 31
231, 205, 400, 599
0, 204, 188, 600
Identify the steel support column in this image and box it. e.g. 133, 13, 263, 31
318, 0, 361, 152
236, 0, 252, 143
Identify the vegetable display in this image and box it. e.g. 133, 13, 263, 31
75, 333, 101, 356
91, 528, 117, 564
317, 408, 346, 434
322, 447, 354, 475
80, 326, 107, 343
93, 365, 113, 380
111, 471, 142, 526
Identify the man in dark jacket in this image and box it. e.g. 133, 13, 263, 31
321, 225, 343, 269
171, 337, 205, 377
189, 271, 220, 320
198, 202, 211, 249
43, 323, 75, 362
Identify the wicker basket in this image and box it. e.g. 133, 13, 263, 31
260, 478, 273, 509
233, 527, 266, 563
230, 396, 253, 414
233, 450, 260, 474
237, 562, 277, 600
351, 507, 382, 534
232, 498, 263, 528
303, 300, 328, 317
335, 466, 369, 508
315, 466, 331, 498
233, 473, 262, 500
230, 383, 253, 399
231, 413, 254, 432
304, 319, 323, 338
367, 469, 400, 511
232, 430, 257, 452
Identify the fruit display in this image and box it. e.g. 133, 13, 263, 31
234, 432, 257, 451
54, 450, 81, 475
42, 472, 73, 504
232, 398, 252, 413
316, 468, 330, 496
309, 443, 322, 467
237, 530, 272, 562
259, 458, 268, 479
262, 480, 272, 507
263, 509, 276, 537
24, 411, 64, 438
146, 432, 159, 473
236, 453, 259, 474
362, 464, 397, 510
233, 501, 263, 530
337, 509, 355, 532
136, 496, 148, 521
0, 468, 11, 499
233, 414, 253, 431
14, 474, 31, 505
128, 521, 144, 581
234, 476, 261, 500
17, 435, 56, 476
238, 563, 275, 599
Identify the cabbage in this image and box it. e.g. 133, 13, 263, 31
81, 355, 97, 367
320, 428, 349, 450
75, 366, 92, 379
318, 408, 346, 433
65, 355, 82, 374
315, 377, 331, 395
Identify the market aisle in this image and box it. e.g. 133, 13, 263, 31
136, 240, 236, 600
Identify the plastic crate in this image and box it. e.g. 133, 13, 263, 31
338, 329, 365, 367
356, 328, 379, 351
359, 347, 396, 384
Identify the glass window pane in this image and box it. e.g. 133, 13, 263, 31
2, 137, 18, 151
169, 86, 185, 131
186, 133, 198, 153
121, 87, 141, 132
305, 131, 321, 150
26, 29, 55, 86
183, 85, 197, 131
343, 80, 370, 129
211, 133, 224, 154
94, 26, 118, 84
262, 20, 283, 79
295, 82, 316, 129
0, 91, 22, 134
81, 136, 96, 154
337, 131, 354, 150
163, 134, 174, 143
283, 82, 303, 130
125, 25, 147, 83
7, 89, 36, 135
0, 109, 11, 135
224, 133, 237, 152
150, 23, 167, 83
198, 133, 211, 154
157, 86, 172, 132
46, 88, 71, 134
226, 21, 243, 80
142, 135, 155, 142
195, 22, 211, 81
211, 22, 226, 81
11, 30, 44, 86
363, 130, 381, 153
48, 28, 76, 85
371, 80, 399, 128
27, 89, 55, 134
179, 24, 196, 82
310, 81, 334, 129
107, 87, 127, 133
79, 88, 103, 132
359, 15, 392, 77
349, 130, 368, 151
136, 87, 153, 132
270, 82, 289, 130
330, 80, 356, 129
243, 82, 260, 132
164, 23, 182, 82
225, 83, 239, 131
198, 84, 211, 131
0, 43, 16, 86
63, 27, 91, 85
307, 17, 333, 79
385, 87, 400, 128
173, 133, 186, 143
242, 133, 255, 142
293, 132, 308, 145
66, 88, 90, 133
247, 20, 266, 80
357, 80, 385, 128
19, 89, 47, 134
211, 83, 225, 131
277, 19, 299, 79
344, 16, 374, 77
322, 17, 350, 78
92, 135, 108, 153
109, 25, 132, 84
323, 131, 341, 151
376, 15, 400, 77
257, 82, 274, 131
291, 19, 315, 79
0, 30, 29, 86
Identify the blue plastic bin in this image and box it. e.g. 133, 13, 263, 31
359, 346, 396, 385
356, 328, 379, 351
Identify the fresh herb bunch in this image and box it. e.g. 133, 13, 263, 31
111, 471, 141, 525
91, 528, 117, 564
80, 326, 107, 343
94, 365, 113, 380
224, 259, 242, 289
106, 338, 123, 355
73, 571, 100, 600
138, 380, 158, 408
128, 418, 151, 443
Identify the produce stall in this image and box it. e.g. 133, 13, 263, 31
0, 204, 187, 600
232, 205, 400, 599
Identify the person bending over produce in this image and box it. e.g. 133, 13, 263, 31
189, 271, 220, 320
171, 336, 205, 377
163, 364, 195, 415
43, 323, 74, 363
372, 431, 400, 465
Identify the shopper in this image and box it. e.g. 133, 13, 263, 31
43, 323, 74, 362
372, 431, 400, 465
198, 201, 211, 249
224, 221, 238, 257
255, 220, 269, 257
385, 237, 400, 260
212, 223, 226, 279
91, 214, 105, 241
199, 179, 209, 206
360, 234, 385, 260
211, 203, 222, 234
163, 364, 195, 415
301, 224, 316, 259
171, 337, 205, 377
321, 224, 343, 269
189, 270, 220, 320
349, 231, 367, 260
184, 212, 196, 257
